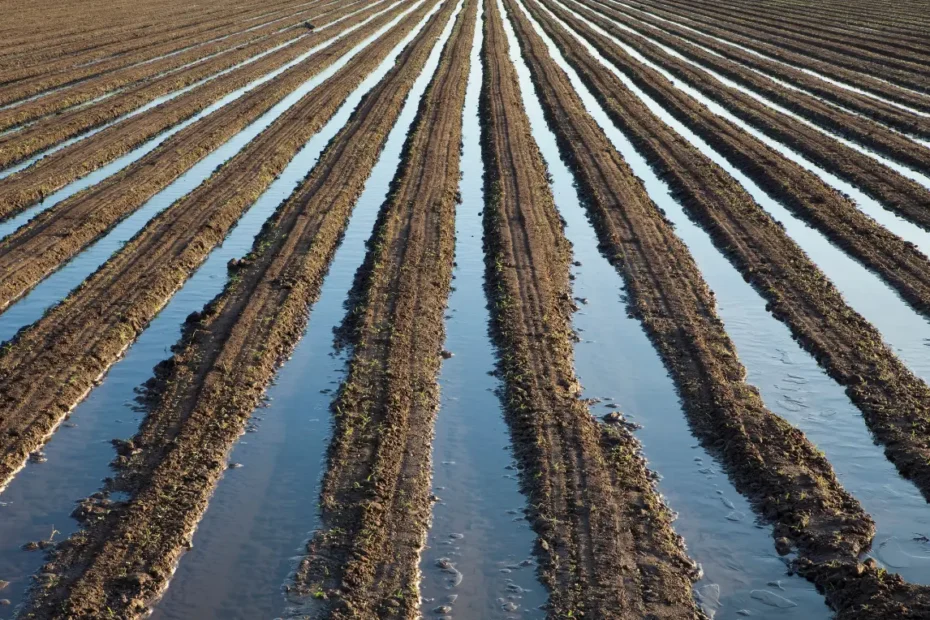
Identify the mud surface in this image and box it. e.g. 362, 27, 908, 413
291, 2, 476, 616
479, 0, 699, 616
503, 0, 930, 616
0, 0, 431, 497
0, 2, 408, 315
15, 3, 456, 617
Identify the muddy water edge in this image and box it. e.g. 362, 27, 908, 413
418, 2, 547, 617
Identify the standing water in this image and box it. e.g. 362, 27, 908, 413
418, 1, 547, 616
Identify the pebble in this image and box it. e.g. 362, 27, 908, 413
775, 537, 792, 555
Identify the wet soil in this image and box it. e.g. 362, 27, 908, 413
0, 0, 364, 172
291, 2, 476, 616
0, 0, 431, 497
479, 0, 700, 615
503, 0, 930, 616
0, 2, 408, 315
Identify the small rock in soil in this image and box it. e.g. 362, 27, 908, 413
775, 537, 792, 555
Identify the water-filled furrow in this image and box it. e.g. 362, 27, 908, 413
569, 0, 930, 191
418, 2, 546, 616
0, 0, 372, 183
552, 0, 930, 255
539, 0, 930, 382
0, 0, 343, 130
497, 2, 828, 617
0, 1, 412, 343
513, 0, 930, 595
592, 3, 930, 148
0, 0, 332, 113
605, 0, 930, 113
144, 5, 460, 616
0, 3, 444, 614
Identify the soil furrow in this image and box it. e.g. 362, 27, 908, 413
686, 0, 930, 45
626, 0, 930, 76
0, 0, 304, 69
590, 0, 930, 141
584, 0, 930, 175
289, 2, 476, 616
653, 0, 930, 58
0, 0, 338, 135
15, 2, 456, 615
503, 0, 930, 617
619, 0, 930, 96
0, 2, 404, 314
0, 0, 326, 106
602, 0, 930, 115
0, 0, 371, 183
0, 0, 367, 171
546, 0, 930, 301
0, 0, 430, 494
537, 0, 930, 529
479, 0, 699, 615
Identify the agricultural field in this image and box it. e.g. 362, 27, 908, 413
1, 0, 930, 617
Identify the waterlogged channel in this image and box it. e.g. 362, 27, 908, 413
0, 2, 444, 615
509, 0, 930, 613
0, 0, 380, 196
496, 1, 826, 617
580, 0, 930, 191
418, 3, 546, 617
536, 0, 930, 388
0, 0, 415, 342
603, 0, 930, 117
148, 4, 469, 617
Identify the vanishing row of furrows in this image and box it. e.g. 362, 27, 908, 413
760, 0, 930, 38
0, 0, 381, 217
17, 0, 459, 615
585, 2, 930, 148
502, 0, 930, 617
534, 0, 930, 553
0, 0, 399, 314
0, 0, 324, 104
724, 0, 930, 40
479, 0, 699, 616
619, 0, 930, 97
626, 0, 930, 75
0, 0, 337, 136
0, 0, 284, 64
634, 0, 930, 60
563, 0, 930, 214
607, 0, 930, 115
546, 0, 930, 310
0, 0, 432, 494
0, 0, 369, 174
